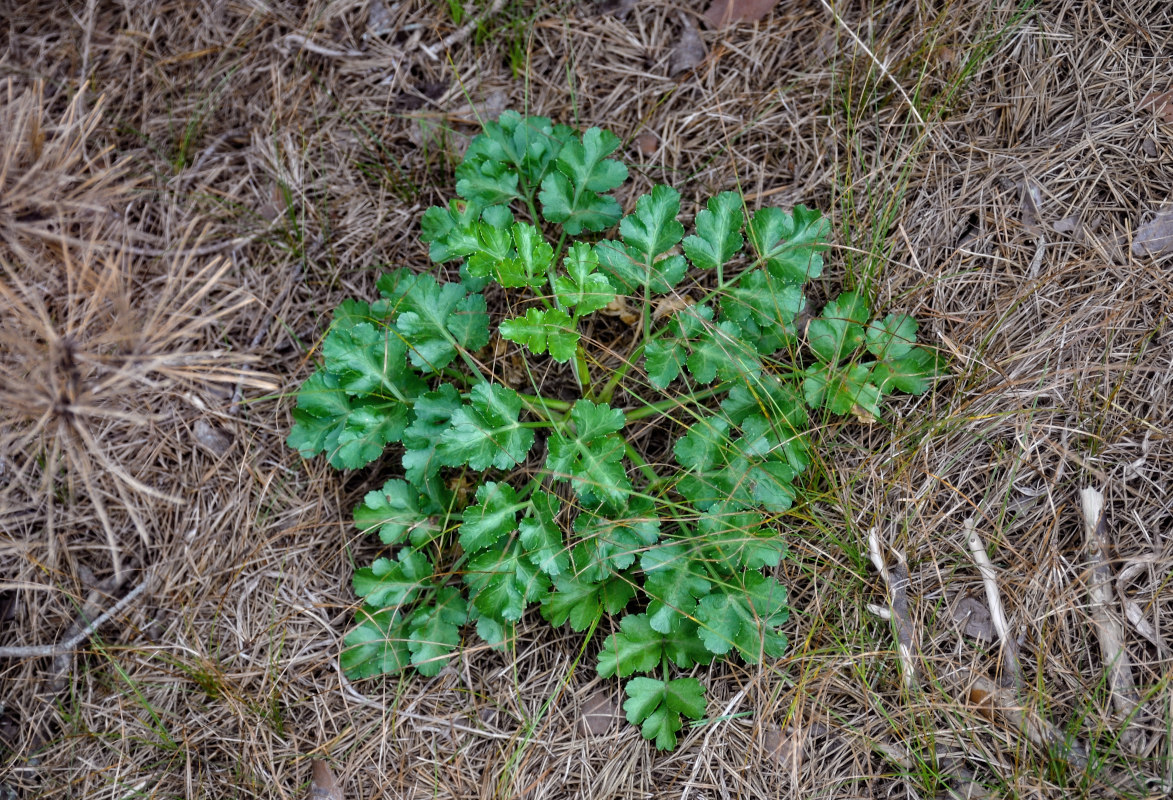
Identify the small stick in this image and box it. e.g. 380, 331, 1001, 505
963, 518, 1024, 688
868, 527, 919, 689
0, 578, 148, 659
421, 0, 508, 61
1079, 487, 1142, 750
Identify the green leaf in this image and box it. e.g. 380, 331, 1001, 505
504, 222, 555, 288
806, 291, 868, 364
721, 380, 811, 473
401, 384, 462, 501
643, 339, 687, 389
553, 243, 616, 315
287, 369, 414, 469
439, 383, 535, 470
462, 112, 571, 193
287, 371, 352, 458
463, 211, 515, 280
597, 614, 664, 678
540, 564, 636, 632
459, 481, 527, 552
685, 320, 762, 384
597, 610, 713, 677
674, 416, 730, 472
341, 607, 412, 679
388, 273, 490, 372
871, 346, 939, 395
596, 185, 687, 295
746, 204, 829, 284
538, 127, 627, 235
865, 313, 918, 360
518, 490, 569, 576
698, 509, 786, 572
721, 269, 805, 353
407, 586, 468, 676
682, 191, 744, 270
420, 199, 482, 263
623, 677, 706, 751
696, 572, 788, 662
323, 320, 411, 397
802, 362, 882, 419
467, 220, 553, 290
546, 400, 631, 508
499, 307, 579, 363
455, 156, 520, 207
573, 500, 661, 578
640, 543, 711, 633
353, 479, 438, 546
464, 538, 550, 623
352, 548, 433, 609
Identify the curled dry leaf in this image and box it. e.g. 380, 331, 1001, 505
1131, 205, 1173, 258
602, 296, 640, 326
669, 15, 706, 76
951, 593, 996, 643
760, 723, 805, 771
1018, 180, 1045, 236
309, 759, 343, 800
1139, 89, 1173, 123
193, 419, 233, 456
702, 0, 779, 28
579, 688, 620, 736
635, 131, 659, 157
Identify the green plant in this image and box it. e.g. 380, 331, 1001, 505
287, 112, 940, 750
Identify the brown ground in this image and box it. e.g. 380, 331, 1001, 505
2, 1, 1172, 798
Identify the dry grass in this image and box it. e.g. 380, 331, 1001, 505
2, 0, 1172, 797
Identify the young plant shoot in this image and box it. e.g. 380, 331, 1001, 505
287, 112, 940, 750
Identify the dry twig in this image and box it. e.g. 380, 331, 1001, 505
963, 518, 1024, 689
1079, 487, 1142, 751
866, 527, 918, 689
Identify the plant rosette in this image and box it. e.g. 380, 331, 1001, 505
287, 112, 941, 750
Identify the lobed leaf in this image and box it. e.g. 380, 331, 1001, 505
518, 490, 569, 576
553, 242, 616, 315
464, 537, 550, 623
623, 676, 706, 751
695, 571, 788, 662
341, 607, 412, 679
539, 127, 627, 234
721, 269, 805, 353
353, 479, 438, 546
401, 384, 462, 502
459, 481, 528, 552
439, 383, 535, 471
499, 307, 579, 363
407, 586, 468, 676
640, 543, 712, 633
546, 400, 631, 508
596, 185, 687, 295
352, 548, 433, 609
683, 191, 744, 271
746, 204, 829, 284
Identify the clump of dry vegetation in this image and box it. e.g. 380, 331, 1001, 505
2, 1, 1171, 798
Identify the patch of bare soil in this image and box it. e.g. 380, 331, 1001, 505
2, 1, 1171, 797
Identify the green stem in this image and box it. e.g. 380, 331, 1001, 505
514, 392, 572, 414
623, 441, 659, 486
574, 343, 594, 400
623, 382, 732, 423
597, 342, 644, 405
